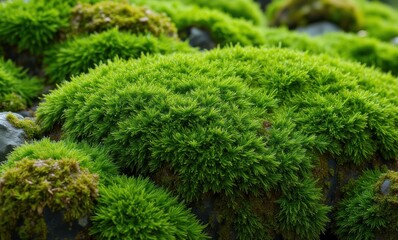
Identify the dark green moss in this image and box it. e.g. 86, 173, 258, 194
0, 58, 42, 111
44, 28, 196, 83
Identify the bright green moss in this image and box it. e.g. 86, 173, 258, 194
44, 28, 196, 83
131, 1, 266, 47
336, 170, 398, 239
0, 0, 66, 54
36, 46, 398, 238
6, 113, 41, 139
144, 0, 265, 26
0, 158, 99, 239
267, 0, 363, 31
2, 138, 119, 184
0, 58, 42, 111
90, 176, 208, 239
262, 28, 398, 75
70, 1, 177, 37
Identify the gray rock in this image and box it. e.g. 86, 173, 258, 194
391, 37, 398, 46
189, 27, 216, 50
297, 21, 342, 36
381, 179, 391, 195
0, 112, 26, 163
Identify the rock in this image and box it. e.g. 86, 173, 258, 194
381, 179, 391, 195
297, 21, 342, 36
0, 112, 25, 162
257, 0, 272, 11
391, 37, 398, 46
188, 27, 216, 50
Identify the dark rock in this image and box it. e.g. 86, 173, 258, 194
188, 27, 216, 50
0, 112, 25, 162
297, 21, 342, 36
257, 0, 272, 11
381, 179, 391, 195
391, 37, 398, 46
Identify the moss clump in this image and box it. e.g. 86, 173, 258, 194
2, 138, 119, 184
132, 1, 266, 47
0, 158, 99, 239
262, 28, 398, 75
70, 1, 177, 37
90, 176, 208, 239
267, 0, 363, 31
0, 58, 42, 111
6, 113, 41, 139
0, 0, 66, 54
44, 28, 195, 83
336, 170, 398, 239
150, 0, 265, 26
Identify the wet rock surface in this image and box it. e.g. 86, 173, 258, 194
0, 112, 25, 162
297, 21, 342, 36
188, 27, 216, 50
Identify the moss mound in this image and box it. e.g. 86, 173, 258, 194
0, 58, 42, 111
262, 28, 398, 75
44, 28, 195, 83
0, 158, 99, 239
0, 0, 65, 54
336, 170, 398, 239
267, 0, 363, 31
91, 176, 208, 239
70, 1, 177, 37
37, 47, 398, 238
2, 138, 119, 183
131, 0, 266, 47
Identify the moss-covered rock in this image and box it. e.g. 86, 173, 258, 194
267, 0, 363, 31
90, 175, 208, 239
336, 170, 398, 240
44, 28, 195, 83
131, 1, 266, 47
37, 47, 398, 238
70, 1, 177, 37
0, 158, 99, 239
6, 113, 41, 139
0, 58, 42, 111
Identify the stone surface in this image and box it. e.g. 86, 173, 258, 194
188, 27, 216, 50
391, 37, 398, 46
381, 179, 391, 195
297, 21, 342, 36
0, 112, 25, 163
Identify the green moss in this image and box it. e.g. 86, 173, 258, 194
262, 28, 398, 75
336, 170, 398, 239
131, 1, 266, 47
70, 1, 177, 37
90, 175, 208, 239
267, 0, 363, 31
0, 158, 99, 239
0, 0, 66, 54
0, 58, 42, 111
44, 28, 196, 83
6, 113, 41, 139
145, 0, 265, 26
2, 138, 119, 184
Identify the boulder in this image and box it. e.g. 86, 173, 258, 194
297, 21, 342, 36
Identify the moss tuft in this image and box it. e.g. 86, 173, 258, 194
70, 1, 177, 37
90, 175, 208, 239
44, 28, 195, 83
0, 158, 99, 240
